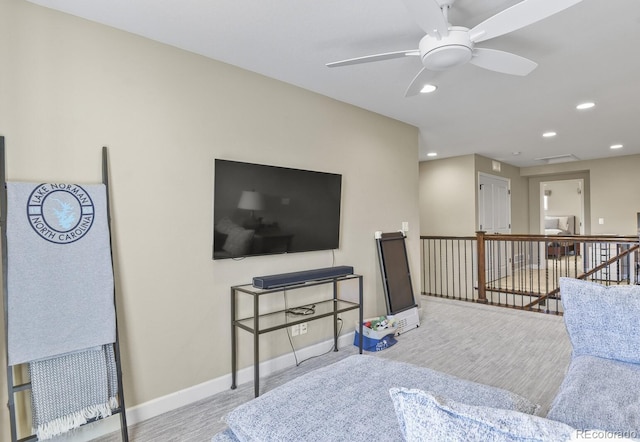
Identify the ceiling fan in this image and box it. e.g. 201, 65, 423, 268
327, 0, 584, 97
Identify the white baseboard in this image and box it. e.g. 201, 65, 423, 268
55, 332, 356, 441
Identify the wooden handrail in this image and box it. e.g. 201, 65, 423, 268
420, 233, 639, 314
420, 235, 476, 240
482, 233, 638, 243
419, 233, 640, 246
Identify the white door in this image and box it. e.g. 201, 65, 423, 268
478, 173, 511, 282
478, 173, 511, 234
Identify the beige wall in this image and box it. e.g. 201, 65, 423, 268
0, 1, 420, 437
526, 171, 591, 234
420, 153, 640, 237
543, 179, 584, 234
419, 155, 476, 235
543, 180, 582, 218
522, 155, 640, 235
419, 154, 529, 236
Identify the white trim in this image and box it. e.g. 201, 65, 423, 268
56, 332, 356, 441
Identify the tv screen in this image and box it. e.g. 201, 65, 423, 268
213, 159, 342, 260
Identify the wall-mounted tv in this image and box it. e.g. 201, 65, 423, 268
213, 159, 342, 260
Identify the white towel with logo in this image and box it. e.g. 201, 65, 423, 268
6, 182, 116, 365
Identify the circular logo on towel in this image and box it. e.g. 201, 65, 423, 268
27, 183, 95, 244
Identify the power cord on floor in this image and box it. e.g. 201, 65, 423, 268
285, 318, 344, 367
283, 290, 344, 367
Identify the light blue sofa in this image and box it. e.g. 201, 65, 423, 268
545, 277, 640, 434
213, 278, 640, 441
212, 355, 540, 442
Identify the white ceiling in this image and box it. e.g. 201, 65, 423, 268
26, 0, 640, 167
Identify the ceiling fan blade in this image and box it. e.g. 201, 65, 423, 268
469, 0, 584, 43
405, 67, 437, 97
400, 0, 449, 38
470, 48, 537, 76
326, 50, 419, 68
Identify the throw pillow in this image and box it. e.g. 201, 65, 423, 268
389, 387, 575, 442
559, 277, 640, 364
215, 217, 239, 235
223, 226, 254, 256
544, 217, 559, 229
556, 216, 570, 232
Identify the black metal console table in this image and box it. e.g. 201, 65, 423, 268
230, 273, 363, 397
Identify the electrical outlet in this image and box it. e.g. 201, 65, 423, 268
291, 324, 300, 336
299, 323, 308, 335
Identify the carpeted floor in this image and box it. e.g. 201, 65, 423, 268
94, 295, 572, 441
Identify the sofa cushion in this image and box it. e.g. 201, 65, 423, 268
547, 355, 640, 433
390, 387, 574, 442
222, 355, 538, 442
559, 277, 640, 364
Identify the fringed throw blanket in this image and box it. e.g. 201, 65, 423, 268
30, 345, 119, 440
6, 182, 116, 365
6, 182, 119, 438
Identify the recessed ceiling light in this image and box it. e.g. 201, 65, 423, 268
427, 152, 437, 157
420, 84, 437, 94
542, 131, 557, 138
576, 102, 595, 110
610, 144, 623, 149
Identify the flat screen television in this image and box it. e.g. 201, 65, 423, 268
213, 159, 342, 260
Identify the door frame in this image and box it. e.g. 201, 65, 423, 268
477, 172, 511, 233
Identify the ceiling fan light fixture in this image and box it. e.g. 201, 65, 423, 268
576, 101, 595, 110
329, 1, 583, 98
420, 84, 437, 94
423, 45, 473, 70
419, 28, 473, 71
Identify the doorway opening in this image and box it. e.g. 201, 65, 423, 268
540, 179, 584, 235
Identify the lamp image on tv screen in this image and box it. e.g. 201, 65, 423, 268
213, 159, 342, 259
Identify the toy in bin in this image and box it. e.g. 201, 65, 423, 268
354, 316, 398, 352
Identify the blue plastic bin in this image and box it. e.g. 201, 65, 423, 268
354, 331, 397, 352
